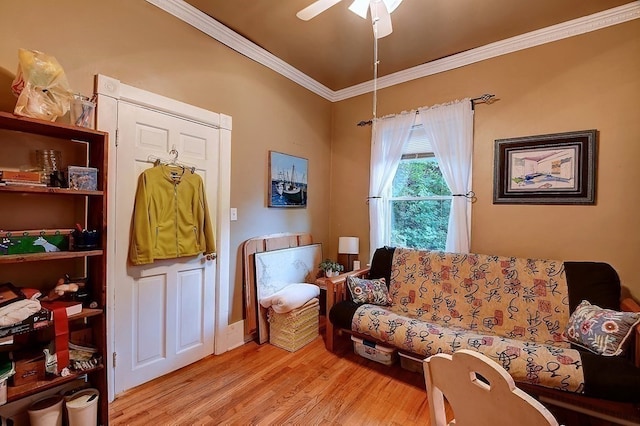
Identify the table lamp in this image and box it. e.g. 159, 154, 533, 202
338, 236, 359, 271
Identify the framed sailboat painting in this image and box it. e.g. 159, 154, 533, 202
268, 151, 308, 208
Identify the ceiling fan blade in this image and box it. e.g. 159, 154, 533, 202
370, 1, 393, 38
348, 0, 369, 19
296, 0, 343, 20
382, 0, 403, 13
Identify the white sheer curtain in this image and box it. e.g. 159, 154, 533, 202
418, 99, 474, 253
368, 112, 416, 260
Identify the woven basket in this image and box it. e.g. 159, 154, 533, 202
268, 298, 319, 352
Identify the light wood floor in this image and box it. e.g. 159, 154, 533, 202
108, 336, 439, 425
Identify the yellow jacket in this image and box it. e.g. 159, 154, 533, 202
129, 165, 215, 265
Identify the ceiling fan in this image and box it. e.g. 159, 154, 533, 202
296, 0, 404, 39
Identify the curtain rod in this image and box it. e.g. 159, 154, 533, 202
356, 93, 496, 127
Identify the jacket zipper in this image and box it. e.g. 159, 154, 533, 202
174, 183, 179, 256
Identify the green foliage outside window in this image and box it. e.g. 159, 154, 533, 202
390, 158, 451, 251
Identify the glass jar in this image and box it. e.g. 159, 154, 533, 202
35, 149, 62, 186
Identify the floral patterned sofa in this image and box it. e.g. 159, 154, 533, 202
326, 246, 640, 423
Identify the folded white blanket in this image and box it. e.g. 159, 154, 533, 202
260, 283, 320, 314
0, 299, 42, 326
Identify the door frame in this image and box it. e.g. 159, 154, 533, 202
95, 74, 232, 402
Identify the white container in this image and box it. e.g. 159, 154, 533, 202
0, 378, 6, 405
65, 388, 99, 426
28, 395, 63, 426
351, 336, 397, 365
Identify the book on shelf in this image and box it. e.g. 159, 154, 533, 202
3, 181, 47, 187
41, 300, 83, 317
0, 170, 41, 182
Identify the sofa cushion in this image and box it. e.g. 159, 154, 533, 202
347, 276, 391, 305
329, 300, 360, 330
563, 300, 640, 356
369, 246, 395, 286
352, 304, 585, 393
581, 350, 640, 402
564, 262, 621, 311
388, 248, 570, 346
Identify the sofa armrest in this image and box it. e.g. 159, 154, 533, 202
620, 297, 640, 368
319, 267, 370, 352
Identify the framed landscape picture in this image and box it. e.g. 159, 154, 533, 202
493, 129, 597, 205
268, 151, 308, 208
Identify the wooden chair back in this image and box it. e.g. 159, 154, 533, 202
424, 349, 559, 426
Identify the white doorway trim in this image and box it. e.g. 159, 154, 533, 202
95, 74, 232, 402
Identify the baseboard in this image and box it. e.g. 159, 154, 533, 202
226, 320, 245, 351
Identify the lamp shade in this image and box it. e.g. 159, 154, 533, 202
338, 237, 359, 255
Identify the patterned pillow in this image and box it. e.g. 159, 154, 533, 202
347, 276, 391, 306
563, 300, 640, 356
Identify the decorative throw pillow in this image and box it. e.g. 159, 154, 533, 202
347, 276, 391, 306
563, 299, 640, 356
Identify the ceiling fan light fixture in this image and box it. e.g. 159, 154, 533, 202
348, 0, 370, 19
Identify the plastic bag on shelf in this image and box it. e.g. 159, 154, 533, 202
11, 48, 73, 122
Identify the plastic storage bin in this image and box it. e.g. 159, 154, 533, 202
351, 336, 397, 365
399, 352, 425, 373
65, 388, 99, 426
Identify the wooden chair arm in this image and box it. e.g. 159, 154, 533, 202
318, 267, 370, 352
620, 297, 640, 368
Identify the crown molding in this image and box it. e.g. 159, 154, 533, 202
333, 1, 640, 100
148, 0, 640, 103
146, 0, 335, 100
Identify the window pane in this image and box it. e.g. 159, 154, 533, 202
391, 199, 450, 251
392, 158, 450, 197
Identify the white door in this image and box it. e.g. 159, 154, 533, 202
113, 102, 218, 394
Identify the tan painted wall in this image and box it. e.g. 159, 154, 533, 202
331, 19, 640, 299
0, 0, 332, 324
1, 1, 638, 327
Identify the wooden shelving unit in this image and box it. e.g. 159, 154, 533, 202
0, 111, 108, 425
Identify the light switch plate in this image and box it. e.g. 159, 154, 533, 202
230, 208, 238, 221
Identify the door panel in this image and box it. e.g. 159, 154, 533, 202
114, 102, 217, 394
178, 269, 205, 351
134, 274, 166, 367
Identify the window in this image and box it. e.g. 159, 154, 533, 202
389, 126, 451, 251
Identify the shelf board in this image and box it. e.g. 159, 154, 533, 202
68, 308, 103, 321
0, 111, 107, 142
43, 307, 103, 327
0, 250, 103, 264
0, 185, 103, 196
7, 365, 104, 402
